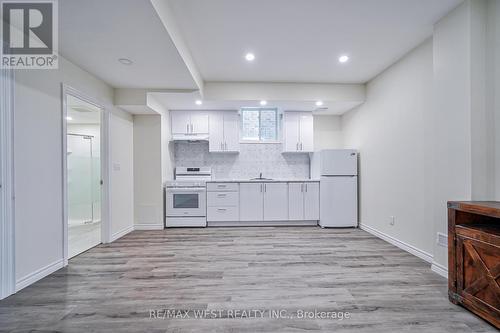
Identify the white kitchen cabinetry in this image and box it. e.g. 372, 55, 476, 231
239, 183, 263, 221
209, 111, 239, 152
283, 112, 314, 153
288, 182, 319, 220
263, 183, 288, 220
171, 111, 209, 137
207, 183, 239, 222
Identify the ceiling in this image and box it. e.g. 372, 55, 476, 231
150, 91, 363, 115
169, 0, 462, 83
59, 0, 197, 89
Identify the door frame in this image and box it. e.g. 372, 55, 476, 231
61, 84, 111, 266
0, 68, 15, 300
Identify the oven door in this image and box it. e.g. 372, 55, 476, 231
166, 187, 206, 217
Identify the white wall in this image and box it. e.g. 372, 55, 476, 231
313, 115, 343, 150
133, 115, 164, 229
13, 57, 134, 288
486, 0, 500, 200
109, 111, 134, 239
342, 39, 435, 259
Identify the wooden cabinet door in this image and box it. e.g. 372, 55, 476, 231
263, 183, 288, 221
283, 112, 300, 152
299, 113, 314, 152
171, 112, 190, 134
239, 183, 263, 221
304, 182, 320, 220
209, 111, 224, 152
456, 235, 500, 324
288, 183, 304, 220
223, 112, 240, 152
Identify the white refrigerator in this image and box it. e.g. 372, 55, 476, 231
311, 149, 358, 228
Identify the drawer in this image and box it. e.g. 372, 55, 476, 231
207, 183, 239, 192
207, 206, 239, 222
207, 191, 239, 207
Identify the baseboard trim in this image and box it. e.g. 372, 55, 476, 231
359, 223, 433, 263
134, 224, 164, 230
110, 225, 134, 242
15, 259, 64, 292
208, 220, 318, 227
431, 261, 448, 279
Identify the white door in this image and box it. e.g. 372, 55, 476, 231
288, 183, 304, 220
209, 112, 224, 152
320, 149, 358, 176
240, 183, 263, 221
171, 112, 191, 134
320, 176, 357, 227
263, 183, 288, 220
299, 113, 314, 152
223, 112, 240, 152
304, 182, 320, 220
283, 112, 300, 152
190, 112, 209, 134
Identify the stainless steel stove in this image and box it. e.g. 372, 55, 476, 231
165, 167, 211, 227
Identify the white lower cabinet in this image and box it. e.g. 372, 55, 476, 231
207, 183, 239, 222
209, 181, 318, 223
239, 183, 264, 221
288, 182, 320, 220
263, 183, 288, 221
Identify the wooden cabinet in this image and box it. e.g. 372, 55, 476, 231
239, 183, 264, 221
263, 183, 288, 221
171, 111, 208, 136
448, 201, 500, 329
288, 182, 319, 220
283, 112, 314, 153
209, 111, 239, 152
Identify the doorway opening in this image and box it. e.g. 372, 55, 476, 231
65, 94, 103, 259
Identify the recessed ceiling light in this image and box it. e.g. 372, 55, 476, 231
195, 100, 202, 105
338, 55, 349, 63
260, 100, 267, 106
118, 58, 133, 65
66, 116, 73, 121
315, 101, 323, 107
245, 53, 255, 61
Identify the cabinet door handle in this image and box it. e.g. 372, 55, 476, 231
296, 142, 299, 151
186, 124, 189, 133
264, 184, 267, 192
217, 208, 227, 211
300, 142, 303, 150
301, 184, 303, 192
217, 194, 227, 197
190, 124, 193, 133
305, 183, 308, 192
260, 184, 263, 192
217, 184, 226, 188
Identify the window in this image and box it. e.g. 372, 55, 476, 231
240, 108, 278, 142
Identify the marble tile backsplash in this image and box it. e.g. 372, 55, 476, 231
174, 142, 310, 180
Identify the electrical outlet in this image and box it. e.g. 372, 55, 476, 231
437, 232, 448, 247
390, 216, 395, 226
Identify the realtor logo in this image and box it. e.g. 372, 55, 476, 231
1, 0, 58, 69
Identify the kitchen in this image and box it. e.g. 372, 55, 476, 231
165, 109, 357, 229
1, 0, 499, 332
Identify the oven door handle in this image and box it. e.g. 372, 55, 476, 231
166, 187, 206, 192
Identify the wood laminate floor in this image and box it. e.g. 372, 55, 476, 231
0, 227, 496, 332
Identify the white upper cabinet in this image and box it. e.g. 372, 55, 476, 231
283, 111, 314, 153
209, 111, 239, 153
171, 111, 209, 137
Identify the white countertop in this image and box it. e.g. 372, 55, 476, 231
207, 179, 320, 183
